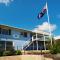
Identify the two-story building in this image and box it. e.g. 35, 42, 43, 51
0, 25, 50, 51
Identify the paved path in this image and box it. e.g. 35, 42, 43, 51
0, 55, 53, 60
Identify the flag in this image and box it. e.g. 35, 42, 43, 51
37, 3, 47, 19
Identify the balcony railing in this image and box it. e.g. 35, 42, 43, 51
32, 36, 49, 41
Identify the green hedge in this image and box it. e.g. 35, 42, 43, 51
15, 50, 22, 55
0, 50, 22, 56
0, 51, 3, 56
3, 51, 12, 56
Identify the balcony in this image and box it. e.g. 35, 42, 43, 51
32, 35, 49, 41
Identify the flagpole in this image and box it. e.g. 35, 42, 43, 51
46, 2, 52, 46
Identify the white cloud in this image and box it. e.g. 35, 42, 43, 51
54, 35, 60, 40
0, 0, 14, 6
32, 21, 57, 33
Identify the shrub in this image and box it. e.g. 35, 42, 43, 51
50, 44, 57, 54
10, 49, 16, 55
3, 49, 16, 56
0, 50, 22, 56
3, 51, 11, 56
15, 50, 22, 55
0, 51, 3, 56
50, 42, 60, 54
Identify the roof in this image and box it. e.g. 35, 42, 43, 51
32, 30, 49, 35
0, 24, 32, 33
0, 24, 49, 35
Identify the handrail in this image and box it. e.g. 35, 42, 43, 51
23, 39, 33, 50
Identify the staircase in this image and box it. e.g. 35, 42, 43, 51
23, 39, 33, 50
23, 40, 47, 50
23, 34, 48, 50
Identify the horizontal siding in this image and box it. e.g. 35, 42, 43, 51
0, 34, 31, 41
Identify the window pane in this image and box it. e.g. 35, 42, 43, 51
20, 32, 23, 35
0, 41, 13, 51
24, 32, 27, 37
2, 29, 8, 35
0, 28, 1, 34
30, 33, 32, 37
9, 29, 11, 35
0, 41, 5, 51
1, 29, 11, 35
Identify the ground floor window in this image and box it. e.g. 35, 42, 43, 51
0, 41, 13, 51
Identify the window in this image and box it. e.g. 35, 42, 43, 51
30, 33, 32, 37
0, 28, 11, 35
0, 41, 13, 51
20, 32, 27, 37
2, 29, 9, 35
20, 32, 23, 35
0, 28, 1, 34
6, 41, 13, 50
24, 32, 27, 37
6, 41, 12, 46
9, 29, 11, 35
0, 41, 5, 51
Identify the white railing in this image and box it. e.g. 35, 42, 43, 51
23, 39, 32, 49
32, 36, 49, 41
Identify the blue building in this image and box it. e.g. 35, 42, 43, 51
0, 25, 49, 51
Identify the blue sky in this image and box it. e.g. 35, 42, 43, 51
0, 0, 60, 37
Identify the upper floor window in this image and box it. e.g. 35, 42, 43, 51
2, 29, 8, 35
0, 28, 1, 34
9, 29, 11, 35
20, 32, 23, 35
30, 33, 32, 37
24, 32, 27, 37
20, 32, 27, 37
0, 28, 11, 35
